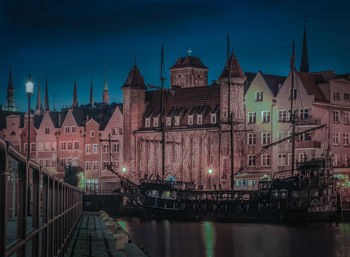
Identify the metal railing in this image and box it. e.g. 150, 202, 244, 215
0, 138, 83, 257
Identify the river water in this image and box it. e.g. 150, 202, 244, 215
117, 218, 350, 257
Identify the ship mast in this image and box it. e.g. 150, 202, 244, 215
160, 44, 166, 181
290, 40, 296, 175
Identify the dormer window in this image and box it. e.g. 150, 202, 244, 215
145, 118, 150, 128
175, 116, 180, 126
197, 115, 202, 125
65, 126, 70, 133
188, 115, 193, 125
211, 114, 217, 124
255, 91, 263, 102
71, 126, 76, 133
45, 128, 50, 134
166, 117, 171, 127
153, 118, 159, 127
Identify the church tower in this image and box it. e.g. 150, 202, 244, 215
122, 62, 147, 175
6, 69, 16, 112
102, 72, 110, 104
300, 22, 309, 73
169, 53, 208, 88
35, 80, 43, 114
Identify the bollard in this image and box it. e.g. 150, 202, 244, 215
113, 232, 128, 250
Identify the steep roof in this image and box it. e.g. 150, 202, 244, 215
170, 56, 208, 70
219, 53, 246, 80
298, 72, 328, 102
263, 74, 286, 96
122, 64, 146, 89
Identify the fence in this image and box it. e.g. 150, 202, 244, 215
0, 138, 83, 257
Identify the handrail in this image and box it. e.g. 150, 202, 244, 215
0, 138, 83, 257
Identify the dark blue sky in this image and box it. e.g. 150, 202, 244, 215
1, 0, 349, 111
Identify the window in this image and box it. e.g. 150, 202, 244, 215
261, 111, 270, 123
52, 142, 56, 151
299, 153, 307, 162
153, 118, 159, 127
103, 162, 109, 169
45, 128, 50, 134
248, 112, 256, 124
333, 154, 339, 167
298, 131, 311, 141
113, 142, 119, 153
289, 88, 297, 99
24, 143, 28, 152
39, 160, 44, 167
112, 128, 117, 135
333, 111, 340, 123
299, 109, 309, 120
261, 154, 270, 167
93, 144, 99, 153
277, 154, 287, 166
71, 126, 76, 133
197, 115, 202, 125
45, 142, 50, 151
145, 118, 150, 128
175, 116, 180, 126
278, 110, 287, 122
344, 93, 350, 101
255, 91, 263, 102
31, 143, 36, 152
52, 160, 56, 167
343, 133, 350, 146
188, 115, 193, 125
90, 131, 94, 137
261, 132, 271, 145
344, 112, 350, 124
65, 126, 70, 133
166, 117, 171, 126
119, 128, 123, 135
74, 141, 79, 149
60, 142, 66, 150
333, 133, 340, 145
93, 161, 99, 170
247, 155, 256, 167
211, 114, 217, 124
15, 144, 20, 151
247, 133, 256, 145
60, 158, 65, 166
45, 160, 50, 167
103, 144, 109, 153
344, 155, 350, 167
85, 161, 91, 170
67, 142, 72, 150
85, 144, 91, 153
333, 92, 340, 101
277, 131, 285, 141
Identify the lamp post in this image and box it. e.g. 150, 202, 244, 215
208, 168, 213, 190
122, 167, 127, 173
25, 75, 34, 159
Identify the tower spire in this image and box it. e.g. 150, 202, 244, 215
227, 34, 230, 60
6, 67, 16, 111
90, 78, 94, 107
102, 72, 110, 104
44, 77, 49, 111
72, 77, 78, 107
300, 17, 309, 73
35, 79, 42, 114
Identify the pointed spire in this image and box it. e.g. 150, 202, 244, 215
35, 79, 42, 114
90, 78, 94, 106
122, 61, 147, 89
44, 78, 49, 111
8, 67, 13, 89
219, 47, 246, 83
300, 18, 309, 73
227, 34, 230, 60
72, 77, 78, 107
6, 67, 15, 111
104, 72, 108, 90
134, 57, 137, 67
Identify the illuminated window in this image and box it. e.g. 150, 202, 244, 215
261, 154, 270, 167
145, 118, 150, 128
255, 91, 263, 102
248, 112, 256, 124
261, 132, 271, 145
343, 133, 350, 146
333, 133, 340, 146
261, 111, 270, 123
247, 155, 256, 167
278, 110, 287, 121
153, 118, 159, 127
247, 133, 256, 145
197, 115, 202, 125
85, 144, 91, 153
188, 115, 193, 125
277, 154, 286, 166
333, 92, 340, 101
333, 111, 340, 123
211, 114, 217, 124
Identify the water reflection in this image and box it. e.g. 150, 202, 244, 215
202, 222, 214, 257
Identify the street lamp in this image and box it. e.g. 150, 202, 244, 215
208, 168, 213, 190
122, 167, 127, 173
25, 75, 34, 159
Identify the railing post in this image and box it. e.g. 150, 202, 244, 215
0, 143, 9, 257
41, 174, 48, 257
32, 168, 40, 257
17, 161, 28, 257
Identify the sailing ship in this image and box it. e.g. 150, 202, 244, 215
117, 42, 341, 223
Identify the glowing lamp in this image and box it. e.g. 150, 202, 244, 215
122, 167, 127, 173
208, 168, 213, 174
25, 75, 34, 96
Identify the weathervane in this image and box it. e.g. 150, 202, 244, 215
187, 48, 192, 56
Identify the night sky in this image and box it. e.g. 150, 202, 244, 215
1, 0, 349, 112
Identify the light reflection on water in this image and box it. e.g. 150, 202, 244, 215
118, 218, 350, 257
